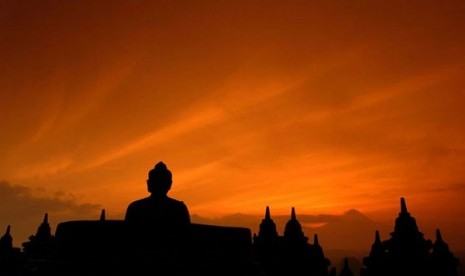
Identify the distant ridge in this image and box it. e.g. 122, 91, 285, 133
191, 209, 389, 251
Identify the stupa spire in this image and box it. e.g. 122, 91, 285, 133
265, 206, 271, 220
431, 228, 459, 274
367, 229, 386, 258
100, 209, 106, 221
436, 229, 443, 243
36, 212, 52, 239
375, 230, 381, 245
256, 205, 278, 241
400, 197, 408, 214
284, 206, 307, 242
291, 207, 296, 220
0, 225, 13, 249
314, 234, 319, 246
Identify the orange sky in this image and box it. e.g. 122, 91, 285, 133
1, 1, 465, 249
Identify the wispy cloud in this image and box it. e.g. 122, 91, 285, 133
12, 156, 74, 180
77, 107, 226, 171
0, 181, 100, 246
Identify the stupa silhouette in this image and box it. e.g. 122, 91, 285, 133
0, 196, 460, 276
253, 206, 331, 276
0, 225, 23, 275
361, 197, 459, 276
22, 213, 55, 260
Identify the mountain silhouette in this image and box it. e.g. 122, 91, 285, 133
191, 209, 390, 275
310, 209, 390, 251
192, 209, 389, 252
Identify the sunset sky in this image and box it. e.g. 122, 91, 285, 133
1, 1, 465, 249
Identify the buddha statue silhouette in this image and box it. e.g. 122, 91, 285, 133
125, 162, 190, 229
